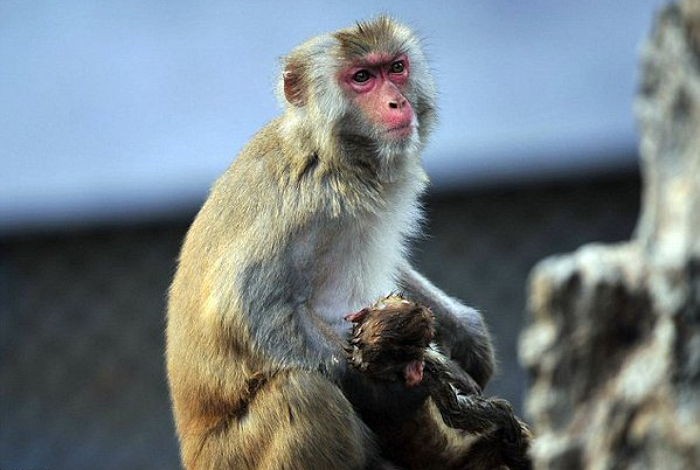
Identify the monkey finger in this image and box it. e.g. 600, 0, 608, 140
345, 307, 370, 323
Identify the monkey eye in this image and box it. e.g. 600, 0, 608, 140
390, 61, 405, 73
352, 70, 371, 83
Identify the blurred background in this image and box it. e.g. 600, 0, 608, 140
0, 1, 662, 468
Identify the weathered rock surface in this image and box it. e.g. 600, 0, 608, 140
519, 2, 700, 469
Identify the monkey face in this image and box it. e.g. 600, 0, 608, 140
280, 16, 436, 163
338, 53, 416, 141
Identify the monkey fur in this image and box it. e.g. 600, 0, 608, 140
166, 16, 495, 469
347, 295, 532, 470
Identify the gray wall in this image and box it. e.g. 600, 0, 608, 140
0, 173, 639, 469
1, 1, 658, 232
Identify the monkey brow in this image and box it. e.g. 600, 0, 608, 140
337, 44, 406, 66
334, 32, 406, 61
361, 54, 402, 67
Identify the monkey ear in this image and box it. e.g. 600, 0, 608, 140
283, 63, 307, 107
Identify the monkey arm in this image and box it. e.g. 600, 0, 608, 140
397, 262, 495, 388
223, 250, 347, 379
247, 301, 347, 378
239, 279, 428, 418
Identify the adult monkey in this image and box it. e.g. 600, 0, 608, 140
166, 16, 495, 469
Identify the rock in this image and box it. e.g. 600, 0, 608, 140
519, 2, 700, 468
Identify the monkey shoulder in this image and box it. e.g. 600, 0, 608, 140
217, 119, 286, 188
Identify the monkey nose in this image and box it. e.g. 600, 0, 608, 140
388, 98, 406, 109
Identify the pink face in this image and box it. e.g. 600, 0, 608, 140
339, 54, 414, 139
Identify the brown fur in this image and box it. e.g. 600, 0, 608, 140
167, 16, 495, 469
347, 295, 435, 380
167, 117, 376, 469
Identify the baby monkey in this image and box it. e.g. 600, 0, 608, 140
347, 295, 532, 470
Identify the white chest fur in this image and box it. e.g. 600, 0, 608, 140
307, 178, 424, 334
310, 222, 401, 331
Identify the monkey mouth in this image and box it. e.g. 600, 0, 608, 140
386, 124, 414, 138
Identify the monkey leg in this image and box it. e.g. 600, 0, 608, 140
185, 370, 376, 470
367, 399, 482, 470
423, 353, 532, 469
370, 398, 531, 470
425, 387, 531, 469
439, 396, 531, 470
